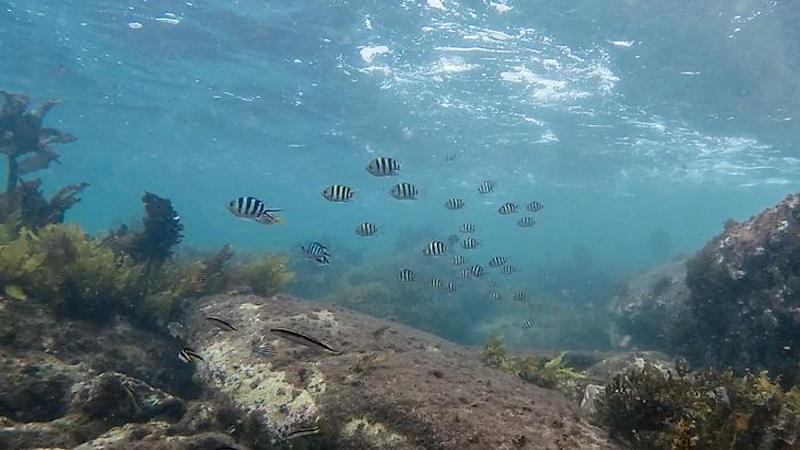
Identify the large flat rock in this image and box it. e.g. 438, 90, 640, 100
182, 294, 619, 449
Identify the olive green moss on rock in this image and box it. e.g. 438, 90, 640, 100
342, 416, 408, 448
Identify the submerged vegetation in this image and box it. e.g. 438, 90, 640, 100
596, 361, 800, 449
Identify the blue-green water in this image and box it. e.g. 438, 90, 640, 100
2, 0, 798, 344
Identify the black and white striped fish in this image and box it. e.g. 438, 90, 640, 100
452, 254, 466, 265
423, 240, 447, 256
178, 347, 204, 363
430, 277, 443, 289
485, 280, 498, 289
469, 264, 486, 278
517, 217, 535, 227
322, 184, 355, 202
460, 268, 473, 279
513, 290, 527, 302
489, 292, 502, 302
301, 241, 331, 266
477, 180, 496, 194
461, 237, 479, 250
459, 223, 476, 234
498, 202, 518, 215
502, 265, 516, 275
443, 282, 457, 294
355, 222, 379, 236
228, 196, 282, 224
366, 157, 401, 176
445, 197, 465, 210
398, 269, 416, 282
527, 201, 544, 212
488, 256, 507, 268
448, 234, 460, 245
253, 345, 275, 358
390, 182, 419, 200
446, 151, 459, 162
521, 319, 535, 329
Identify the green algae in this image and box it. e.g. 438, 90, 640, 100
342, 417, 408, 447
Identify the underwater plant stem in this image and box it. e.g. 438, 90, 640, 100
5, 155, 17, 192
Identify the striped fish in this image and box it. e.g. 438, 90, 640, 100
477, 180, 496, 194
430, 277, 443, 289
513, 290, 527, 302
521, 319, 535, 329
489, 292, 502, 302
502, 265, 516, 275
270, 327, 341, 354
459, 223, 476, 234
423, 240, 447, 256
301, 241, 331, 266
286, 426, 321, 440
445, 197, 465, 210
448, 234, 460, 245
452, 255, 466, 265
488, 256, 507, 268
498, 202, 518, 215
485, 280, 498, 289
390, 182, 419, 200
228, 196, 282, 224
322, 184, 355, 202
355, 222, 379, 236
398, 268, 416, 282
446, 151, 459, 162
366, 157, 401, 176
178, 347, 204, 363
517, 217, 535, 227
470, 264, 486, 278
527, 201, 544, 212
460, 268, 473, 279
253, 345, 275, 358
461, 237, 479, 250
443, 282, 457, 294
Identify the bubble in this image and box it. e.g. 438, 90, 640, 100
128, 22, 143, 30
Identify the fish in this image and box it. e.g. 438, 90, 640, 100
285, 426, 321, 439
443, 282, 457, 294
489, 292, 502, 302
445, 151, 459, 162
460, 268, 473, 279
527, 201, 544, 212
366, 157, 400, 176
485, 280, 498, 289
447, 234, 460, 245
355, 222, 379, 236
390, 182, 419, 200
206, 316, 237, 332
423, 240, 447, 256
372, 324, 391, 338
215, 447, 239, 450
488, 256, 507, 268
322, 184, 355, 202
398, 268, 416, 282
270, 327, 341, 354
430, 277, 443, 289
167, 322, 185, 339
512, 290, 527, 302
253, 345, 275, 358
477, 180, 496, 194
445, 197, 465, 210
502, 265, 516, 275
517, 217, 535, 227
461, 237, 479, 250
498, 202, 518, 215
452, 254, 466, 265
459, 223, 476, 233
178, 347, 204, 363
469, 264, 486, 278
521, 319, 535, 329
301, 241, 331, 266
228, 196, 282, 224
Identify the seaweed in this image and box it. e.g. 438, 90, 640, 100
228, 254, 295, 297
127, 192, 184, 264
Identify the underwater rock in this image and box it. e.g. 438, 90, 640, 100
583, 351, 675, 382
181, 293, 620, 449
73, 422, 242, 450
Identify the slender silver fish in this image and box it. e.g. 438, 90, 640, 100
270, 328, 341, 354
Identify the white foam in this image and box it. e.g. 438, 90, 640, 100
427, 0, 446, 10
608, 40, 634, 48
434, 46, 513, 53
491, 2, 513, 14
128, 22, 143, 29
155, 17, 180, 25
359, 45, 391, 63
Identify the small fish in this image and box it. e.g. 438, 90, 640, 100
517, 217, 536, 227
167, 322, 185, 339
270, 327, 341, 354
366, 157, 401, 176
355, 222, 379, 236
398, 268, 416, 282
228, 196, 282, 224
178, 347, 204, 363
390, 182, 419, 200
502, 265, 516, 275
322, 184, 355, 202
452, 254, 466, 265
459, 223, 476, 234
469, 264, 486, 278
445, 197, 465, 210
485, 280, 498, 289
527, 201, 544, 212
215, 447, 239, 450
447, 234, 460, 245
460, 268, 473, 279
423, 240, 447, 256
206, 316, 237, 332
488, 256, 507, 268
285, 426, 321, 439
477, 180, 496, 194
301, 241, 331, 266
253, 345, 275, 358
430, 277, 443, 289
498, 202, 518, 215
513, 290, 527, 302
521, 319, 535, 329
445, 151, 459, 162
489, 292, 502, 302
461, 237, 479, 250
443, 282, 457, 294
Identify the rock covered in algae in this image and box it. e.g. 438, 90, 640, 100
181, 293, 620, 449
